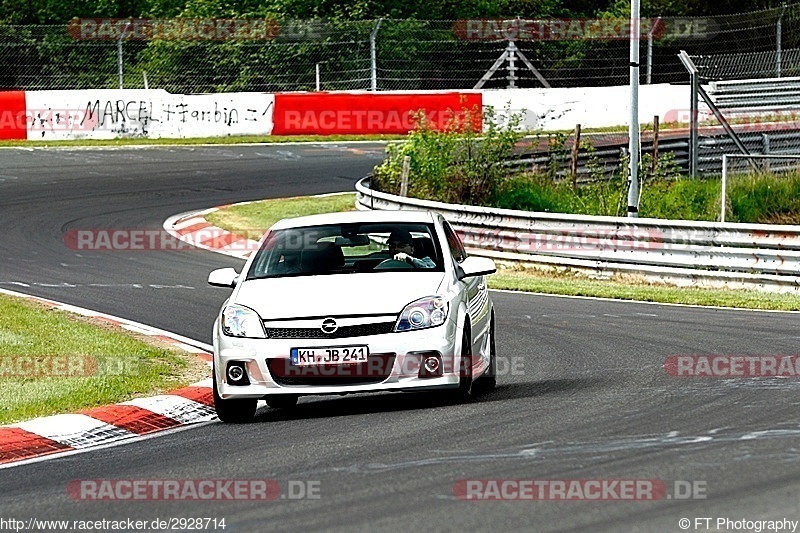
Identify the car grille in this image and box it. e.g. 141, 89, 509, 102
263, 321, 396, 339
267, 354, 396, 386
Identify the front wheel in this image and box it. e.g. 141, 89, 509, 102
453, 327, 473, 400
474, 312, 497, 393
213, 370, 257, 423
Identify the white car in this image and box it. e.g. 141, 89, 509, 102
208, 209, 497, 423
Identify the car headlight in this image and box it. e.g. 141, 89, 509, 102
220, 304, 265, 338
395, 296, 448, 332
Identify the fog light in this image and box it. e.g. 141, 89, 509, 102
424, 356, 440, 374
415, 352, 442, 378
226, 361, 250, 385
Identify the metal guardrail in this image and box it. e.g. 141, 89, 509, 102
518, 129, 800, 178
355, 177, 800, 292
707, 76, 800, 109
513, 74, 800, 179
698, 128, 800, 173
507, 138, 691, 181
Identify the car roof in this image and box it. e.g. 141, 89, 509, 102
269, 209, 439, 230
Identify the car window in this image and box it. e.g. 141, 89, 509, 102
442, 220, 468, 263
246, 222, 444, 279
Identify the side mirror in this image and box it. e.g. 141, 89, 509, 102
208, 268, 239, 288
456, 256, 497, 280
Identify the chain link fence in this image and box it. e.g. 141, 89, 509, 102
0, 5, 798, 93
682, 48, 800, 177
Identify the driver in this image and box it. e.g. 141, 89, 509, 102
387, 229, 435, 269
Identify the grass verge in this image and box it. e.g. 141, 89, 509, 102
491, 267, 800, 311
495, 171, 800, 223
206, 193, 357, 240
0, 294, 209, 425
210, 193, 800, 311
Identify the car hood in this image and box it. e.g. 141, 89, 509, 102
234, 272, 446, 319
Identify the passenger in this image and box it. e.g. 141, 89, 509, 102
386, 229, 435, 269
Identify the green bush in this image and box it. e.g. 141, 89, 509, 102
371, 106, 524, 206
639, 177, 721, 221
492, 174, 572, 213
728, 171, 800, 224
372, 112, 800, 223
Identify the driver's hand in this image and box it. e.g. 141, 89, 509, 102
393, 252, 411, 263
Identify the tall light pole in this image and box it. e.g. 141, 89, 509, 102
627, 0, 641, 217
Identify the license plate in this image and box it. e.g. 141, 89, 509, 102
290, 346, 369, 366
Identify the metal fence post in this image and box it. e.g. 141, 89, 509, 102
652, 115, 659, 177
117, 33, 124, 89
646, 17, 660, 84
370, 18, 383, 91
628, 0, 641, 218
117, 21, 133, 90
400, 156, 411, 197
721, 154, 728, 222
777, 4, 786, 77
507, 42, 517, 89
678, 51, 699, 178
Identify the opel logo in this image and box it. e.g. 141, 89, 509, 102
321, 318, 338, 334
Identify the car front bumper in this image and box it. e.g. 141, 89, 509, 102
214, 320, 462, 399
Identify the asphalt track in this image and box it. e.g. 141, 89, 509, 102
1, 145, 800, 532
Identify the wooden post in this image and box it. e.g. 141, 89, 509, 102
570, 123, 581, 188
400, 155, 410, 197
651, 115, 659, 178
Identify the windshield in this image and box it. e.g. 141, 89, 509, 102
246, 222, 444, 279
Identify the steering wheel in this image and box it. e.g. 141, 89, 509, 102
374, 259, 414, 270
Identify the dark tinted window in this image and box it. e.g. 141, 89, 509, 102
246, 222, 444, 279
442, 220, 467, 263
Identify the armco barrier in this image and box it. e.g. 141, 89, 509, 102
355, 177, 800, 292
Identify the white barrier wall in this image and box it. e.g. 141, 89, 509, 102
482, 84, 689, 130
15, 84, 688, 140
25, 90, 275, 140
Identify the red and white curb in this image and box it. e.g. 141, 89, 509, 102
164, 206, 258, 260
3, 193, 350, 466
0, 287, 215, 468
163, 192, 355, 260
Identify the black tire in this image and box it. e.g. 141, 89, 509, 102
475, 312, 497, 393
455, 326, 474, 400
265, 395, 299, 409
213, 370, 257, 423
